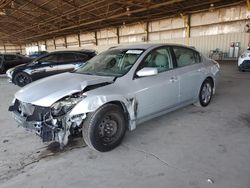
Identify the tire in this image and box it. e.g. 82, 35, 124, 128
13, 72, 32, 87
82, 104, 127, 152
196, 79, 213, 107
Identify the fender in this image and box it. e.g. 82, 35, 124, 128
69, 94, 138, 131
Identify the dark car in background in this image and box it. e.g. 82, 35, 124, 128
6, 50, 96, 87
28, 51, 48, 59
0, 54, 32, 74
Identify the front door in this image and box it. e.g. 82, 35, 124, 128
131, 46, 179, 119
30, 54, 58, 79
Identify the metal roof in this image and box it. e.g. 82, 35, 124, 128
0, 0, 245, 44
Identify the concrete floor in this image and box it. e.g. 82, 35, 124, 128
0, 62, 250, 188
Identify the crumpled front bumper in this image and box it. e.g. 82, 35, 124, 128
9, 100, 56, 142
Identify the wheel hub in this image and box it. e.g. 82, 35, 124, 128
201, 83, 212, 103
98, 116, 118, 139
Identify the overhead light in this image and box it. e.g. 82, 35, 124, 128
209, 3, 215, 12
0, 9, 6, 16
126, 7, 131, 16
11, 1, 15, 8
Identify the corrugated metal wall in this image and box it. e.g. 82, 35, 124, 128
189, 33, 249, 56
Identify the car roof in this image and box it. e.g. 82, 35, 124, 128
109, 43, 196, 51
50, 50, 96, 54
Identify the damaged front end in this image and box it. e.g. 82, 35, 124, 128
9, 93, 87, 148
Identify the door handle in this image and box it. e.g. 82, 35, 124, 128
197, 68, 202, 72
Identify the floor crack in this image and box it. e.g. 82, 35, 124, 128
122, 144, 187, 173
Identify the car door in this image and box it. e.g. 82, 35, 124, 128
172, 47, 204, 103
56, 52, 84, 74
29, 53, 58, 79
131, 46, 179, 119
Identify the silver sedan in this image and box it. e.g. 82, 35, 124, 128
9, 43, 220, 152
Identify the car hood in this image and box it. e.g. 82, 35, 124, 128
15, 72, 114, 107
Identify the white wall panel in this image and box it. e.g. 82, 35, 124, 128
191, 5, 248, 26
97, 28, 117, 39
189, 33, 249, 56
119, 23, 146, 36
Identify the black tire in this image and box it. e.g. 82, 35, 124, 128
13, 72, 32, 87
82, 104, 126, 152
198, 79, 213, 107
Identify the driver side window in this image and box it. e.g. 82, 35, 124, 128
140, 47, 173, 73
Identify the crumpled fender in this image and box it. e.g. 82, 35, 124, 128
69, 94, 137, 130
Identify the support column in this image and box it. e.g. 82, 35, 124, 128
146, 21, 149, 42
94, 31, 98, 46
117, 27, 120, 44
19, 45, 22, 54
53, 37, 56, 49
64, 36, 67, 48
181, 14, 190, 46
44, 40, 47, 51
78, 33, 81, 47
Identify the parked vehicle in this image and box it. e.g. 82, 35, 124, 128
0, 53, 32, 74
6, 50, 96, 87
28, 51, 48, 59
238, 50, 250, 71
9, 43, 220, 152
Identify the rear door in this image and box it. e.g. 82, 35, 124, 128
172, 46, 204, 103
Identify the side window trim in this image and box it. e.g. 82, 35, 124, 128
172, 46, 199, 68
133, 46, 174, 79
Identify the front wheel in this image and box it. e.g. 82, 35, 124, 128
196, 79, 213, 107
13, 72, 32, 87
82, 104, 126, 152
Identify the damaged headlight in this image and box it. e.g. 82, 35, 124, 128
51, 93, 86, 117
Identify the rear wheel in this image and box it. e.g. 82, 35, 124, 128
196, 79, 213, 107
13, 72, 32, 87
82, 104, 126, 152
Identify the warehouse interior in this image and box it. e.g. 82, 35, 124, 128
0, 0, 250, 188
0, 0, 249, 58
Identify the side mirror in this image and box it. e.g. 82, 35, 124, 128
136, 67, 158, 77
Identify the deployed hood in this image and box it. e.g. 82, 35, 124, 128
15, 72, 114, 107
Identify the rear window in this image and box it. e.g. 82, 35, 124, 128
173, 47, 200, 67
4, 55, 17, 61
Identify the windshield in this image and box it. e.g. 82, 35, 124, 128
75, 49, 144, 77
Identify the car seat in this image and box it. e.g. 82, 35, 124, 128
154, 53, 169, 72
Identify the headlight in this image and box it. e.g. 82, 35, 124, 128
240, 53, 247, 58
51, 93, 86, 117
6, 69, 14, 78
